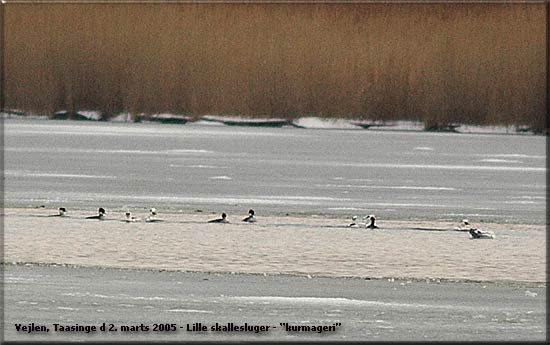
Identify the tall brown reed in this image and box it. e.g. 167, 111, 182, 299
4, 3, 546, 131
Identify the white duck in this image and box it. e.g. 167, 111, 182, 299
124, 211, 139, 223
347, 215, 359, 228
145, 208, 164, 222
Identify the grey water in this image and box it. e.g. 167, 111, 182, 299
3, 118, 546, 224
4, 264, 546, 341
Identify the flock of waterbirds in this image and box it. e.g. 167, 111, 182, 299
44, 206, 494, 239
47, 207, 256, 224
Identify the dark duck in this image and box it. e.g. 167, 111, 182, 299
365, 215, 379, 229
86, 207, 106, 220
242, 209, 256, 223
209, 212, 229, 223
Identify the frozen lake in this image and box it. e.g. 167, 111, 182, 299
4, 118, 546, 225
4, 264, 546, 342
3, 119, 546, 342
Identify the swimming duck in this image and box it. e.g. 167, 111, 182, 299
86, 207, 106, 220
124, 211, 139, 223
458, 218, 495, 239
209, 212, 229, 223
347, 215, 359, 228
468, 227, 495, 239
365, 215, 379, 229
242, 209, 256, 223
48, 207, 67, 217
145, 208, 163, 222
454, 219, 471, 231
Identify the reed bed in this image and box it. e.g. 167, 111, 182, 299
3, 3, 546, 131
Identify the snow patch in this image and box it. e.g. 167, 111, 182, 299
209, 176, 232, 180
78, 111, 102, 120
478, 159, 522, 164
292, 117, 358, 129
110, 113, 134, 122
189, 120, 225, 126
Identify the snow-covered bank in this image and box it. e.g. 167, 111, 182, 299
0, 110, 542, 135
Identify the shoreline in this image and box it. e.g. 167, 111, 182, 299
2, 114, 543, 136
2, 261, 546, 287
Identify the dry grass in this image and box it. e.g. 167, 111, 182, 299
4, 3, 546, 131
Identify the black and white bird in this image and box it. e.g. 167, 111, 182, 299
457, 218, 495, 239
242, 209, 256, 223
455, 219, 471, 231
49, 207, 67, 217
468, 227, 495, 239
145, 208, 163, 222
347, 215, 359, 228
86, 207, 106, 220
364, 215, 379, 229
209, 212, 229, 223
124, 211, 139, 223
